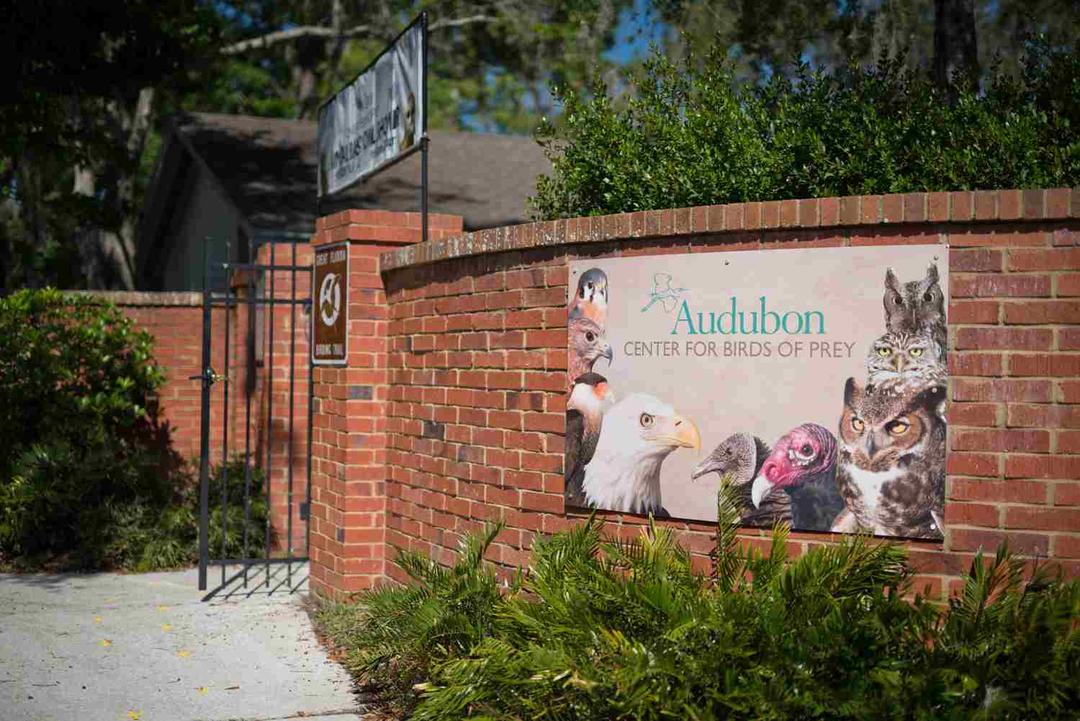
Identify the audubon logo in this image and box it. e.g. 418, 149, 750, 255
641, 273, 688, 314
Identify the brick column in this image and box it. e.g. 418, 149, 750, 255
309, 210, 463, 597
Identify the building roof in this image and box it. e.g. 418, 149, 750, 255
159, 112, 550, 234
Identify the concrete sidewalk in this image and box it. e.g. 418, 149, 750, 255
0, 563, 363, 721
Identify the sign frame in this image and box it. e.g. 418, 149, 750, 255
315, 12, 428, 204
312, 241, 351, 366
562, 244, 949, 541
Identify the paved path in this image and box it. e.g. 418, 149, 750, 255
0, 563, 363, 721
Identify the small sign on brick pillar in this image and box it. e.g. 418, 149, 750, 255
307, 209, 463, 598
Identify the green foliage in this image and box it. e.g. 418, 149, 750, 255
111, 457, 272, 573
317, 522, 507, 717
533, 41, 1080, 219
320, 482, 1079, 720
0, 290, 266, 570
0, 289, 168, 565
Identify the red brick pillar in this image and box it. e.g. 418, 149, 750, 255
309, 210, 463, 597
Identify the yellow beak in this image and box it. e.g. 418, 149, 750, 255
670, 415, 701, 450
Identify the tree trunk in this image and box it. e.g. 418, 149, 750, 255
88, 86, 155, 289
933, 0, 979, 89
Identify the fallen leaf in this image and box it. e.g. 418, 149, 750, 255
161, 624, 172, 632
197, 686, 209, 695
176, 649, 191, 658
93, 616, 103, 624
156, 605, 169, 612
126, 711, 141, 720
100, 640, 112, 648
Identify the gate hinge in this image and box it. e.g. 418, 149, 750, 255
299, 502, 310, 521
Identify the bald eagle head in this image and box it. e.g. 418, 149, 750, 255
582, 393, 700, 515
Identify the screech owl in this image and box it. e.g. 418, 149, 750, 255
832, 377, 946, 540
865, 330, 946, 389
883, 263, 947, 356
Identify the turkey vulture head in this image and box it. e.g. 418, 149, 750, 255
751, 423, 837, 508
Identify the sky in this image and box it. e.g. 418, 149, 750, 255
606, 0, 667, 65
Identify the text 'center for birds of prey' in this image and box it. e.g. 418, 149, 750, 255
564, 245, 948, 541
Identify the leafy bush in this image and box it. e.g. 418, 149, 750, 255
110, 457, 272, 573
533, 41, 1079, 219
0, 289, 268, 570
319, 483, 1079, 720
317, 523, 506, 717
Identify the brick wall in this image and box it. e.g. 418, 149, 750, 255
309, 189, 1079, 599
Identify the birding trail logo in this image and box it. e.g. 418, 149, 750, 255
319, 272, 342, 327
641, 273, 688, 313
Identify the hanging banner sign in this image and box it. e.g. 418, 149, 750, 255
312, 242, 349, 365
317, 15, 425, 198
563, 245, 949, 540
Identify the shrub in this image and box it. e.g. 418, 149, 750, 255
0, 289, 170, 567
111, 457, 272, 573
532, 40, 1079, 219
319, 484, 1080, 720
0, 289, 268, 570
317, 523, 506, 717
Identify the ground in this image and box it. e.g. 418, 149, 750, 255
0, 562, 363, 721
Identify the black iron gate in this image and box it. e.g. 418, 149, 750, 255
195, 239, 313, 595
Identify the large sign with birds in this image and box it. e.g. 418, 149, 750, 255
564, 245, 949, 540
316, 16, 424, 198
312, 242, 349, 365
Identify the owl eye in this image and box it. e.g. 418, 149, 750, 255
923, 291, 933, 302
893, 294, 903, 305
585, 331, 596, 342
909, 347, 923, 357
851, 417, 865, 433
886, 418, 910, 436
877, 347, 891, 357
639, 413, 655, 428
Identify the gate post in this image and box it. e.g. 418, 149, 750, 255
308, 210, 461, 597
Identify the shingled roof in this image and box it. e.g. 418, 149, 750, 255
146, 112, 551, 236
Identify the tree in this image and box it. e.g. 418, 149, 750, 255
2, 1, 630, 289
199, 1, 630, 132
651, 0, 1077, 86
1, 1, 220, 289
933, 0, 978, 88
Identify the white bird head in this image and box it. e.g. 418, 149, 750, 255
582, 393, 700, 515
567, 372, 615, 420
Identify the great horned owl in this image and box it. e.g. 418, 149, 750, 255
883, 263, 947, 356
865, 329, 946, 389
832, 377, 946, 540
